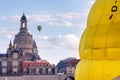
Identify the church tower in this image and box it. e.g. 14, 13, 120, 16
20, 13, 28, 32
13, 14, 40, 60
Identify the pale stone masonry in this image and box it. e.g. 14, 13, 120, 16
0, 75, 67, 80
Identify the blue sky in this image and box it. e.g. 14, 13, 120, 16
0, 0, 95, 64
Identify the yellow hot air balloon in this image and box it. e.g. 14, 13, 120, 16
75, 0, 120, 80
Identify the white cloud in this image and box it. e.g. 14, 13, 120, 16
0, 27, 16, 39
39, 34, 80, 50
63, 20, 74, 27
42, 36, 50, 40
34, 34, 80, 50
0, 16, 7, 20
61, 34, 80, 49
28, 12, 81, 27
38, 43, 54, 49
6, 34, 13, 39
11, 16, 20, 21
0, 16, 19, 21
0, 12, 82, 27
61, 12, 81, 20
27, 14, 57, 23
48, 20, 74, 27
90, 0, 95, 6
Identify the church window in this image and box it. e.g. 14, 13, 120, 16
2, 61, 7, 67
2, 68, 7, 74
22, 23, 25, 28
22, 40, 25, 44
12, 61, 18, 67
13, 52, 18, 59
13, 68, 18, 74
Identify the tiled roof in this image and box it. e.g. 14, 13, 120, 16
22, 60, 52, 67
67, 59, 80, 67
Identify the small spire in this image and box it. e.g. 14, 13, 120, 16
23, 12, 25, 16
31, 40, 37, 61
33, 40, 37, 48
31, 40, 35, 56
21, 13, 26, 21
31, 43, 36, 61
9, 40, 12, 48
32, 44, 34, 56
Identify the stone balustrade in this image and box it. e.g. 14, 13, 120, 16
0, 75, 68, 80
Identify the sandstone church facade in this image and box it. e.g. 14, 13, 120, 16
0, 14, 55, 76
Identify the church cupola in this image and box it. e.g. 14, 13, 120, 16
21, 13, 26, 21
20, 13, 28, 32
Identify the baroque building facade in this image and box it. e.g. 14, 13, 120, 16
56, 58, 79, 76
0, 14, 55, 76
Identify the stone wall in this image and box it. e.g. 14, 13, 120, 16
0, 75, 68, 80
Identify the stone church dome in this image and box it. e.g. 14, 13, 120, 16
13, 14, 40, 60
